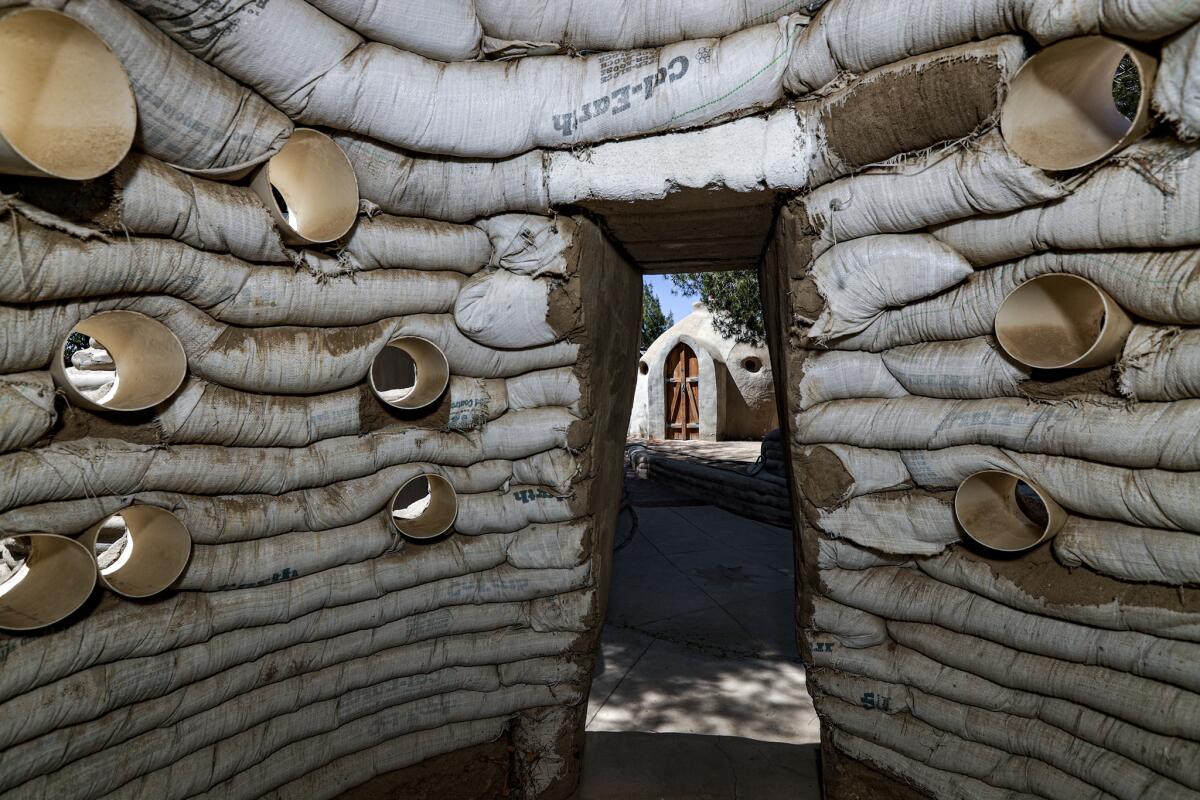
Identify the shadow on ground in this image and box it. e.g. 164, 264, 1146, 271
577, 467, 819, 797
576, 731, 820, 799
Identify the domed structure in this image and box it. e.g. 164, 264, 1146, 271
629, 302, 777, 440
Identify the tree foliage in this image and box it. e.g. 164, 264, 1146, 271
667, 270, 764, 346
63, 331, 89, 367
1112, 54, 1141, 121
640, 282, 674, 351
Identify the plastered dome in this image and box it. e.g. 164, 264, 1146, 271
630, 302, 777, 441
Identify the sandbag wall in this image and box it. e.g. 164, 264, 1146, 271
763, 6, 1200, 799
0, 0, 643, 792
0, 184, 639, 797
5, 0, 1200, 797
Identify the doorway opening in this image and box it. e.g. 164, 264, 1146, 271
578, 268, 817, 798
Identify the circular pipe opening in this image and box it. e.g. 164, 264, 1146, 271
742, 356, 763, 373
250, 128, 359, 245
79, 505, 191, 598
51, 311, 188, 412
389, 474, 458, 541
1000, 36, 1157, 172
0, 9, 136, 180
954, 470, 1067, 553
0, 533, 96, 631
369, 336, 450, 410
994, 273, 1133, 370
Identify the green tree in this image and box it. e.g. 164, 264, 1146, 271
667, 270, 764, 346
1112, 53, 1141, 121
62, 331, 90, 367
641, 282, 674, 351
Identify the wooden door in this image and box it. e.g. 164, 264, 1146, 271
664, 342, 700, 440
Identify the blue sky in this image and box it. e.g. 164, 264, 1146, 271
644, 274, 699, 324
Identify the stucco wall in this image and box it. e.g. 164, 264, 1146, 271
629, 303, 777, 441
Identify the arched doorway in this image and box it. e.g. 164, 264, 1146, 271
664, 341, 700, 440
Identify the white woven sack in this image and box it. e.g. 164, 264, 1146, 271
786, 0, 1200, 94
331, 133, 551, 223
0, 371, 55, 453
0, 605, 534, 790
1119, 326, 1200, 402
828, 727, 1040, 800
814, 694, 1108, 799
798, 396, 1200, 470
455, 486, 579, 535
827, 248, 1200, 353
815, 671, 1188, 800
932, 139, 1200, 266
806, 234, 973, 340
0, 301, 578, 392
798, 339, 1027, 408
18, 636, 575, 798
0, 408, 574, 512
816, 443, 1200, 534
1154, 22, 1200, 141
41, 0, 290, 175
129, 0, 801, 158
812, 636, 1200, 788
0, 460, 517, 541
454, 270, 558, 349
823, 566, 1200, 691
890, 620, 1200, 740
476, 0, 808, 53
341, 215, 492, 274
814, 493, 957, 555
802, 132, 1066, 257
306, 0, 481, 60
261, 719, 507, 800
0, 218, 466, 324
1056, 524, 1200, 587
0, 541, 589, 709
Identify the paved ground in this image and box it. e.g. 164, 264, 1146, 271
576, 732, 820, 800
574, 470, 821, 799
627, 438, 763, 468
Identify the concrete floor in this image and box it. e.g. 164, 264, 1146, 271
574, 479, 821, 799
626, 439, 764, 467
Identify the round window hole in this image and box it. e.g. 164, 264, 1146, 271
994, 274, 1132, 370
954, 470, 1067, 554
0, 533, 95, 631
390, 474, 458, 541
80, 505, 192, 598
999, 36, 1156, 171
369, 336, 450, 410
742, 357, 762, 373
0, 8, 136, 180
249, 128, 359, 245
52, 310, 188, 412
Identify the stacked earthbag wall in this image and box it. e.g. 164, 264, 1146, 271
0, 196, 640, 798
0, 0, 686, 796
764, 0, 1200, 797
